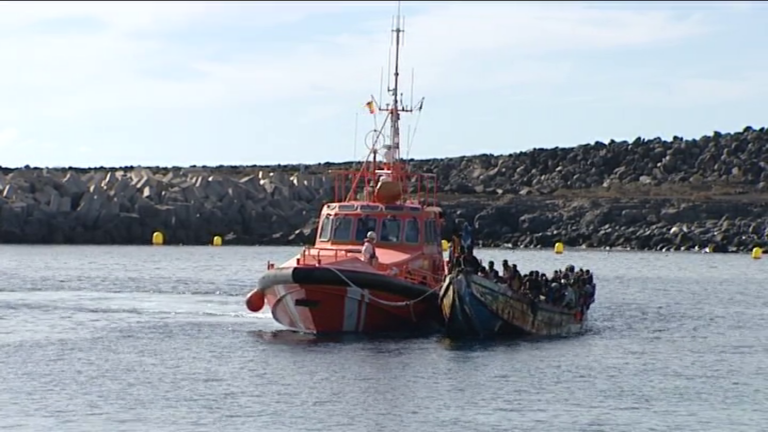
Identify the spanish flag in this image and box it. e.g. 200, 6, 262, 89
364, 100, 376, 114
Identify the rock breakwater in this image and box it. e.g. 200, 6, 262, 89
418, 126, 768, 196
0, 168, 334, 245
235, 126, 768, 197
442, 196, 768, 253
1, 126, 768, 251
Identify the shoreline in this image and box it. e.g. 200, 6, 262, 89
0, 167, 763, 252
0, 243, 758, 255
1, 127, 767, 252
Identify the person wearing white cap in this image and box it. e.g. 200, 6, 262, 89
361, 231, 378, 265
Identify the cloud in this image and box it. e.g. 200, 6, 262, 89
0, 1, 712, 116
187, 2, 709, 100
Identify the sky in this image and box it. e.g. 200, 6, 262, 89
0, 1, 767, 168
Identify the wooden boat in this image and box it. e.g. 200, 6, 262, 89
439, 269, 591, 339
245, 10, 447, 335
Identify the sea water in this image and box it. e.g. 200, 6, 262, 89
1, 246, 766, 432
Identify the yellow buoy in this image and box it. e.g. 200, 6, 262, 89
752, 247, 762, 260
441, 239, 449, 252
212, 235, 223, 247
151, 231, 164, 246
554, 242, 564, 254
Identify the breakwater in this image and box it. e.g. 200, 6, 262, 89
1, 126, 767, 251
0, 168, 329, 245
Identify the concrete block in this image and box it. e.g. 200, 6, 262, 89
63, 172, 88, 195
142, 185, 156, 201
111, 177, 132, 197
181, 184, 202, 202
271, 171, 288, 184
101, 171, 119, 189
204, 179, 227, 201
132, 174, 150, 191
2, 184, 16, 200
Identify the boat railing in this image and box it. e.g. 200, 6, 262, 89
400, 266, 442, 288
330, 168, 438, 205
297, 245, 361, 265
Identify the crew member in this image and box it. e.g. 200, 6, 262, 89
362, 231, 378, 265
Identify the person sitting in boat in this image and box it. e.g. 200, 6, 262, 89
448, 227, 462, 272
546, 281, 559, 304
562, 283, 577, 309
486, 260, 501, 282
508, 263, 523, 291
459, 247, 481, 273
501, 260, 512, 280
361, 231, 378, 265
538, 272, 549, 300
522, 271, 538, 299
529, 271, 544, 300
477, 265, 488, 278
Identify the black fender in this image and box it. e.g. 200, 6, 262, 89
258, 266, 437, 301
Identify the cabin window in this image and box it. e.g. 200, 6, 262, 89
384, 205, 405, 212
331, 216, 353, 241
424, 220, 434, 244
430, 219, 441, 246
380, 216, 402, 243
360, 204, 381, 213
355, 215, 379, 242
404, 217, 420, 244
318, 215, 332, 241
338, 204, 357, 212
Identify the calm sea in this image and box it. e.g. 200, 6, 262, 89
0, 246, 765, 432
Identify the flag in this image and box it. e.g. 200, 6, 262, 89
364, 100, 376, 114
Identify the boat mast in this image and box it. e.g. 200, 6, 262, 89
386, 2, 405, 170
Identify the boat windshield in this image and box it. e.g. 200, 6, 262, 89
425, 219, 435, 244
318, 214, 332, 241
380, 215, 402, 243
317, 211, 439, 246
331, 216, 354, 241
404, 217, 420, 243
355, 215, 379, 242
428, 218, 440, 246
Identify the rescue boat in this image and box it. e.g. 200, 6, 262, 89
245, 10, 448, 334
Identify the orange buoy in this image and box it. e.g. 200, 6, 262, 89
374, 179, 403, 204
245, 289, 265, 312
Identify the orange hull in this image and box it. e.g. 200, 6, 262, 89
248, 262, 442, 334
262, 281, 439, 334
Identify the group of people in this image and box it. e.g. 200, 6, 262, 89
363, 219, 598, 313
447, 225, 596, 312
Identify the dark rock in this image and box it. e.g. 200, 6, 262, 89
1, 126, 768, 251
